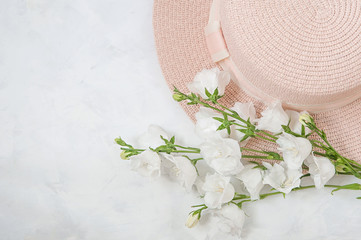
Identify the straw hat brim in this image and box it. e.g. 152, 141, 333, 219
153, 0, 361, 162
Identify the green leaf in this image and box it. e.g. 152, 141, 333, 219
239, 134, 250, 143
160, 135, 169, 144
115, 137, 132, 148
213, 117, 225, 122
170, 136, 175, 144
217, 124, 227, 131
250, 162, 267, 170
213, 88, 219, 97
236, 200, 251, 209
204, 88, 212, 98
301, 125, 305, 136
281, 125, 291, 133
287, 118, 291, 127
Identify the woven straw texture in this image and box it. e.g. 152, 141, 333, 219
153, 0, 361, 162
221, 0, 361, 105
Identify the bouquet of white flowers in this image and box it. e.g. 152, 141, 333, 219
115, 68, 361, 238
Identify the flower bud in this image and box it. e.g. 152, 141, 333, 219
335, 164, 349, 173
299, 113, 313, 126
120, 150, 130, 160
172, 93, 186, 102
185, 212, 200, 228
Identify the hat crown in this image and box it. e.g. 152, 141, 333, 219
220, 0, 361, 106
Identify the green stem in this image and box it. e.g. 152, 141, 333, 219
121, 148, 145, 152
260, 130, 278, 140
312, 127, 361, 178
232, 122, 248, 128
232, 184, 346, 204
241, 148, 266, 154
191, 204, 206, 208
313, 151, 328, 157
174, 145, 201, 152
300, 173, 311, 179
172, 150, 200, 154
206, 101, 249, 126
255, 134, 277, 143
311, 142, 328, 151
214, 102, 250, 125
242, 155, 283, 160
214, 102, 236, 115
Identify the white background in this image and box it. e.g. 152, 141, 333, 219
1, 0, 361, 239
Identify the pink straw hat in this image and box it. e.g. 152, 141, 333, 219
153, 0, 361, 162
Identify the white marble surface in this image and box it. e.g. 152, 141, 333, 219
1, 1, 361, 239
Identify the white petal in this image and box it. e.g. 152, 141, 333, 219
217, 204, 245, 237
200, 136, 243, 176
187, 68, 220, 99
256, 101, 289, 133
286, 110, 311, 135
229, 102, 257, 144
195, 107, 228, 139
202, 173, 235, 209
231, 102, 257, 124
277, 133, 312, 170
237, 164, 264, 200
130, 150, 161, 178
160, 154, 197, 192
262, 162, 302, 194
217, 71, 231, 95
137, 125, 169, 149
306, 154, 335, 188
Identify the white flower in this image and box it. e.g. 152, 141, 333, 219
305, 154, 335, 189
229, 102, 257, 144
213, 204, 246, 237
194, 178, 206, 195
231, 102, 257, 123
236, 164, 264, 200
200, 136, 243, 176
276, 133, 312, 170
161, 154, 197, 192
130, 150, 161, 178
187, 68, 230, 99
202, 173, 235, 209
195, 107, 228, 139
137, 125, 169, 149
286, 110, 311, 135
256, 101, 289, 133
263, 162, 302, 194
185, 212, 200, 228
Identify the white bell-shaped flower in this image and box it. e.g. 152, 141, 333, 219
276, 133, 312, 170
214, 204, 246, 237
229, 102, 257, 145
161, 154, 197, 192
130, 150, 161, 178
137, 125, 169, 149
286, 110, 311, 135
263, 162, 302, 194
187, 68, 230, 99
305, 154, 335, 189
200, 136, 243, 176
236, 164, 264, 200
195, 107, 228, 139
256, 101, 289, 133
202, 173, 235, 209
